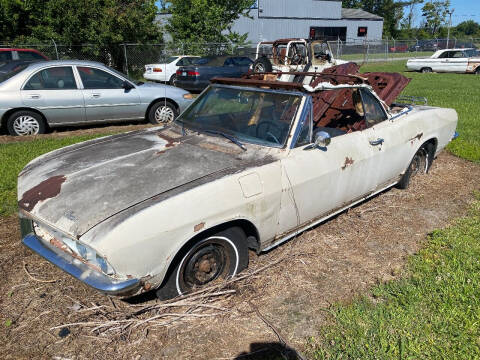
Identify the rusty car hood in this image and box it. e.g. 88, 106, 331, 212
18, 127, 273, 238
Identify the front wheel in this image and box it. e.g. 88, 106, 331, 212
421, 67, 433, 73
148, 100, 178, 124
7, 110, 46, 136
156, 227, 249, 300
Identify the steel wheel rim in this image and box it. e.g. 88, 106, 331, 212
410, 148, 428, 176
254, 63, 265, 72
13, 115, 40, 136
183, 244, 227, 287
154, 105, 175, 123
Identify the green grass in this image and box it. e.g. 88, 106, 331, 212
0, 134, 109, 216
309, 195, 480, 359
339, 51, 433, 61
361, 60, 480, 163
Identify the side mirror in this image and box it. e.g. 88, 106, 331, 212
122, 81, 134, 91
314, 131, 331, 148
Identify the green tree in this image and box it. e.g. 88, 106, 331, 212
454, 20, 480, 37
166, 0, 255, 53
421, 0, 450, 36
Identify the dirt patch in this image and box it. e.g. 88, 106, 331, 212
0, 152, 479, 359
0, 122, 156, 144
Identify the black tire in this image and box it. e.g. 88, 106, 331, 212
148, 100, 178, 124
156, 226, 249, 300
421, 67, 433, 73
475, 67, 480, 75
252, 56, 273, 73
7, 110, 46, 136
397, 143, 434, 189
169, 74, 177, 86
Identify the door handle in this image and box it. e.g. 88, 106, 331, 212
369, 138, 384, 146
92, 93, 101, 98
29, 94, 40, 99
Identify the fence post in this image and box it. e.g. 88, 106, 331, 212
385, 38, 388, 61
51, 39, 59, 60
336, 36, 340, 60
123, 43, 129, 77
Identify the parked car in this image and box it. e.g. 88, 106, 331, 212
0, 60, 194, 136
406, 48, 480, 74
175, 56, 253, 92
144, 55, 199, 85
18, 64, 458, 300
0, 48, 49, 62
389, 44, 408, 53
408, 40, 438, 52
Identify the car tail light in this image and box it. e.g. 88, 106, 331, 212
153, 68, 162, 72
176, 70, 182, 75
187, 71, 200, 76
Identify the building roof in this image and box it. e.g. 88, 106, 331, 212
341, 8, 383, 21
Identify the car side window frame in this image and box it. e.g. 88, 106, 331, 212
359, 89, 388, 128
291, 95, 313, 148
76, 66, 126, 90
22, 66, 79, 90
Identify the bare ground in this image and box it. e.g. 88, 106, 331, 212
0, 151, 479, 360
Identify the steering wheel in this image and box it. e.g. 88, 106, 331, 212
256, 121, 283, 144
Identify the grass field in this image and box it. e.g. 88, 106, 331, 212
308, 195, 480, 359
340, 51, 433, 61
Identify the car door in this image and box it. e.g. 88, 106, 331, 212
76, 66, 142, 122
360, 89, 417, 187
277, 98, 380, 235
21, 65, 85, 125
446, 51, 469, 73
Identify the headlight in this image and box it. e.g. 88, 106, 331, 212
33, 221, 115, 275
183, 93, 194, 100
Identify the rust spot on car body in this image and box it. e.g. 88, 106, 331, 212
194, 222, 205, 232
157, 132, 180, 149
19, 175, 66, 211
341, 157, 354, 170
409, 132, 423, 142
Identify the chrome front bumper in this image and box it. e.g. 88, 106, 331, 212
22, 234, 141, 296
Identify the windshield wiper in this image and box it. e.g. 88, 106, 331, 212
204, 129, 247, 151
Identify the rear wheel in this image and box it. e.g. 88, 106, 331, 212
475, 67, 480, 75
7, 110, 46, 136
169, 74, 177, 86
397, 143, 434, 189
148, 100, 178, 124
252, 56, 273, 73
156, 227, 249, 300
421, 67, 432, 73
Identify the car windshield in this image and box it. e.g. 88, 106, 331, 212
176, 85, 302, 148
0, 64, 29, 83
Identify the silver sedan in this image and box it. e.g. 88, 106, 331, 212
0, 60, 194, 136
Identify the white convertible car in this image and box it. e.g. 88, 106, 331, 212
406, 48, 480, 74
18, 66, 458, 299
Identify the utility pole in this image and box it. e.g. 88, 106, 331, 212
446, 9, 454, 48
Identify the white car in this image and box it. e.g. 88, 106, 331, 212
19, 70, 458, 300
144, 55, 199, 85
406, 48, 480, 74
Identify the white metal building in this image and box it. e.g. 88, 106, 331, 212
232, 0, 384, 43
156, 0, 383, 44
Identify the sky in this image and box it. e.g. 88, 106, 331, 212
155, 0, 480, 27
440, 0, 480, 26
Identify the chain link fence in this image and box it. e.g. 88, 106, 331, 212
2, 38, 480, 80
